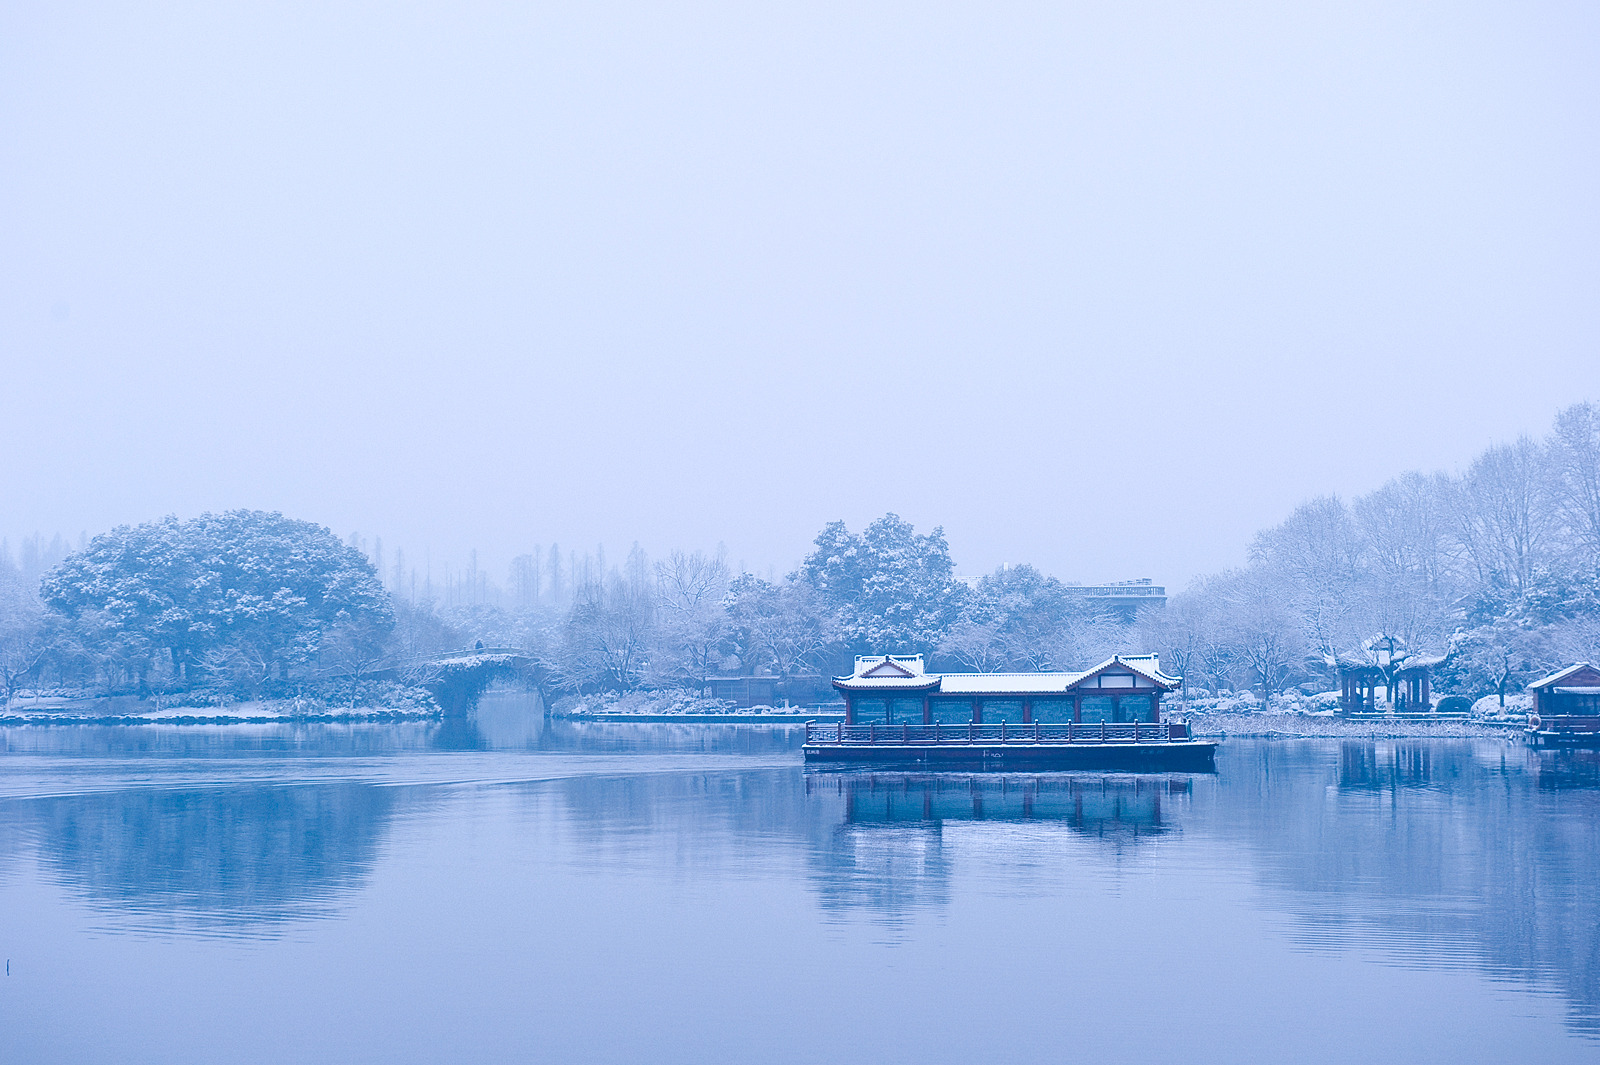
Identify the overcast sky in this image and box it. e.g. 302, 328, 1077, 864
3, 1, 1597, 587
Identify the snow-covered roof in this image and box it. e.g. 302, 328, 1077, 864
937, 671, 1089, 694
1529, 663, 1600, 690
833, 653, 1180, 694
1100, 653, 1182, 687
833, 654, 942, 691
1332, 650, 1447, 672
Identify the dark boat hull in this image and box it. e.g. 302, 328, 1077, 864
1527, 729, 1600, 749
802, 740, 1217, 771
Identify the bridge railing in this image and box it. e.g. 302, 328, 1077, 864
803, 721, 1192, 745
429, 647, 528, 660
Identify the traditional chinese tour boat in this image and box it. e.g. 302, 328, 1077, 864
803, 654, 1216, 771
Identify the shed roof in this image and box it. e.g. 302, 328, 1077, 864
1529, 663, 1600, 690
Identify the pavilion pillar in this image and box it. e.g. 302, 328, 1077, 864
1151, 694, 1161, 723
922, 694, 931, 725
972, 698, 982, 724
844, 694, 854, 725
1022, 698, 1033, 724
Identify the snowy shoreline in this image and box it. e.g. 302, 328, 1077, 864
1184, 712, 1523, 740
0, 697, 440, 727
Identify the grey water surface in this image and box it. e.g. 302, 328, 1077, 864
2, 692, 1598, 1064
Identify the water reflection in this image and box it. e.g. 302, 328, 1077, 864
1218, 740, 1600, 1036
433, 688, 805, 755
813, 770, 1189, 839
801, 771, 1193, 924
0, 721, 442, 759
23, 782, 399, 937
4, 724, 1600, 1046
1533, 747, 1600, 790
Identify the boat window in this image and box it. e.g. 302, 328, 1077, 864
851, 698, 888, 724
928, 699, 974, 724
1031, 699, 1073, 723
887, 697, 924, 723
983, 700, 1025, 724
1079, 696, 1114, 724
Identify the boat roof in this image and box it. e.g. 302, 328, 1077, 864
833, 654, 1180, 694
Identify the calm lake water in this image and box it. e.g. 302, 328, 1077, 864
2, 692, 1599, 1064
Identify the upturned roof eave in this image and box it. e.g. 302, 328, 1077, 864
831, 677, 943, 693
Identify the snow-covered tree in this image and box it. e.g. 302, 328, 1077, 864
1551, 401, 1600, 565
796, 514, 962, 658
724, 575, 830, 678
40, 511, 392, 694
0, 555, 54, 705
652, 548, 732, 692
1448, 436, 1558, 602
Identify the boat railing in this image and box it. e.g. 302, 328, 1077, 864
803, 720, 1193, 745
1531, 715, 1600, 733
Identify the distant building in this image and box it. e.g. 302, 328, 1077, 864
1062, 578, 1166, 619
951, 575, 1167, 620
1526, 663, 1600, 747
1529, 663, 1600, 718
705, 674, 834, 708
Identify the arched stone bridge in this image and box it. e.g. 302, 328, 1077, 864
408, 647, 542, 716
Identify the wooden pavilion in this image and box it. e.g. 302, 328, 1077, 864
1335, 636, 1445, 714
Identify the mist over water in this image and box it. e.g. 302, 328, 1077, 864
5, 3, 1599, 583
1, 694, 1597, 1064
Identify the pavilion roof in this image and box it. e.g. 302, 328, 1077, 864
1331, 651, 1446, 672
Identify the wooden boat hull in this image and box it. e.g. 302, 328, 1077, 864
802, 739, 1217, 771
1527, 728, 1600, 749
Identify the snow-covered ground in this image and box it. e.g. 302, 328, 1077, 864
550, 688, 824, 718
1183, 711, 1521, 739
0, 695, 438, 725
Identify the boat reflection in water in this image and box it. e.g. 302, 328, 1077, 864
811, 770, 1191, 840
803, 770, 1198, 922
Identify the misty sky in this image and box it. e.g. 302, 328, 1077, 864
3, 2, 1597, 587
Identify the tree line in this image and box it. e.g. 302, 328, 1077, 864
2, 402, 1597, 710
1151, 401, 1600, 706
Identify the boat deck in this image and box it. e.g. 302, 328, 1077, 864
802, 721, 1217, 770
1528, 716, 1600, 748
